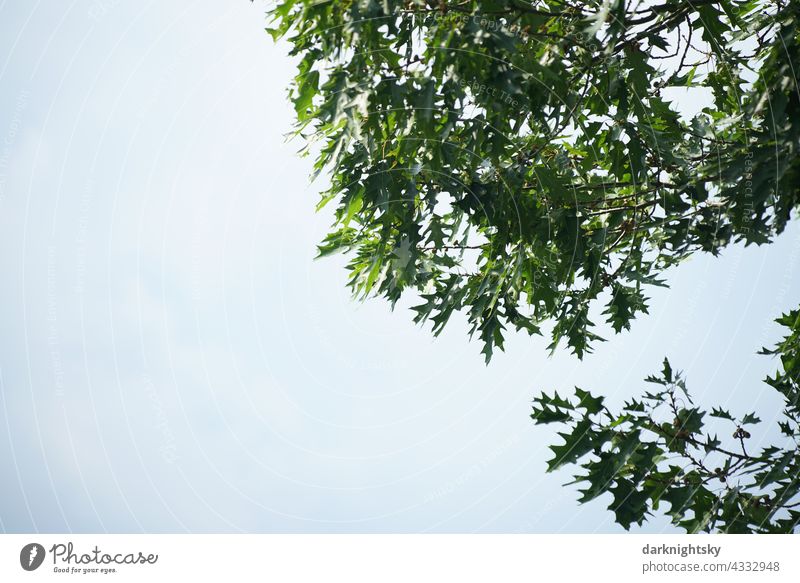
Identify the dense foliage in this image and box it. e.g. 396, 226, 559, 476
532, 310, 800, 533
268, 1, 800, 532
269, 0, 800, 360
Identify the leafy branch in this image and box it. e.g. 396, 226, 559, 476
532, 310, 800, 533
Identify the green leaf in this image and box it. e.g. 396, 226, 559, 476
575, 388, 605, 415
741, 412, 761, 425
609, 479, 650, 530
676, 408, 704, 435
547, 418, 596, 472
710, 407, 734, 420
294, 70, 319, 121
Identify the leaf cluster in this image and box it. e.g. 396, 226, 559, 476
531, 311, 800, 533
269, 0, 800, 360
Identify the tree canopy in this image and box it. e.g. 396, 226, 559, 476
269, 0, 800, 360
267, 0, 800, 532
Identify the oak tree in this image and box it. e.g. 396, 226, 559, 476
268, 0, 800, 531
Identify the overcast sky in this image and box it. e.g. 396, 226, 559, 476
1, 0, 799, 534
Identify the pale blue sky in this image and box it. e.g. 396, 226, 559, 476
1, 1, 798, 533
